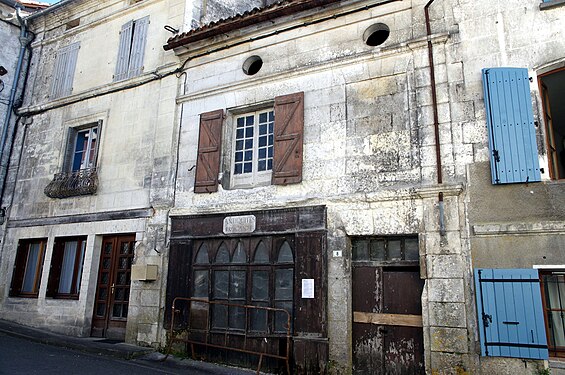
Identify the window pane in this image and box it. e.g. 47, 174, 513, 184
369, 240, 385, 261
252, 271, 269, 301
250, 303, 268, 332
352, 240, 368, 261
232, 242, 246, 264
215, 244, 229, 263
230, 271, 246, 299
275, 301, 292, 333
195, 244, 209, 264
193, 270, 209, 298
22, 243, 41, 293
404, 238, 419, 261
277, 242, 293, 263
388, 240, 401, 260
229, 306, 245, 330
212, 304, 228, 329
214, 270, 229, 299
548, 311, 565, 347
244, 162, 252, 173
258, 160, 266, 171
259, 112, 267, 123
275, 269, 293, 300
58, 241, 78, 294
253, 242, 269, 264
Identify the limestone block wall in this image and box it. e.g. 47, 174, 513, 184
166, 0, 476, 372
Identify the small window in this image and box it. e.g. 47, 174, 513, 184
9, 239, 47, 298
47, 237, 87, 299
51, 42, 80, 99
242, 55, 263, 76
232, 109, 274, 187
115, 16, 149, 81
65, 19, 80, 30
352, 236, 419, 263
363, 23, 390, 47
64, 122, 100, 173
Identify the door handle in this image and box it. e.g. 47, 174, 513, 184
111, 283, 115, 295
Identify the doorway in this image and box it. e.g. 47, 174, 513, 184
539, 68, 565, 179
351, 237, 425, 374
91, 235, 135, 340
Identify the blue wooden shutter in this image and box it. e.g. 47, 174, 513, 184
474, 268, 548, 360
128, 16, 149, 78
115, 20, 133, 81
482, 68, 541, 184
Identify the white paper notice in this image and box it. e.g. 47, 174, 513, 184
301, 279, 314, 299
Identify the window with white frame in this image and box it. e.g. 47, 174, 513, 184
65, 123, 99, 172
232, 109, 274, 187
50, 42, 80, 99
114, 16, 149, 81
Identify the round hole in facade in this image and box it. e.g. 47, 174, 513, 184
242, 56, 263, 76
363, 23, 390, 46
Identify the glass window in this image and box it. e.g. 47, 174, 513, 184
47, 237, 87, 298
351, 236, 419, 263
10, 239, 47, 298
232, 110, 274, 187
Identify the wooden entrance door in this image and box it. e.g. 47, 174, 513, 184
91, 235, 135, 340
352, 266, 425, 374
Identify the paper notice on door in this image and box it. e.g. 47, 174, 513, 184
301, 279, 314, 299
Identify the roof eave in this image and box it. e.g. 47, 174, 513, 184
163, 0, 340, 51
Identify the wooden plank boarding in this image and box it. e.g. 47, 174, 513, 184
353, 311, 423, 328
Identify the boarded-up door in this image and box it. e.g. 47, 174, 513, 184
352, 266, 424, 374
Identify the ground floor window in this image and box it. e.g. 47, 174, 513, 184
9, 239, 47, 298
191, 236, 294, 334
47, 237, 87, 299
540, 270, 565, 357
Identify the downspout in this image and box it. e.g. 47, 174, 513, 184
0, 7, 31, 203
424, 0, 446, 236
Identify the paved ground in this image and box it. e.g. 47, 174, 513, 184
0, 320, 255, 375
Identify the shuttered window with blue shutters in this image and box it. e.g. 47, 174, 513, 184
482, 68, 541, 184
474, 268, 548, 360
114, 16, 149, 82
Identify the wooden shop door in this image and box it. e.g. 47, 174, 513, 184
91, 235, 135, 340
352, 265, 425, 374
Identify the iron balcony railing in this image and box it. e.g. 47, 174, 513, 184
44, 168, 98, 199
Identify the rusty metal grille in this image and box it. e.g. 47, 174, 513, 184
44, 168, 98, 198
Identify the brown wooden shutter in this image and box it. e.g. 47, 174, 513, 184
9, 243, 26, 296
46, 240, 64, 297
194, 109, 224, 193
273, 92, 304, 185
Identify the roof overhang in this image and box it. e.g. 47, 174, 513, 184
163, 0, 341, 51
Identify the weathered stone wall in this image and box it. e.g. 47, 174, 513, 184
0, 0, 183, 342
170, 0, 475, 373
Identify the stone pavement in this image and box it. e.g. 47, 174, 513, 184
0, 319, 255, 374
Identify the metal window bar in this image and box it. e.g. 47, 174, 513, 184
165, 297, 291, 375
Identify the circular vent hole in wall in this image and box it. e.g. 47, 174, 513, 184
363, 23, 390, 46
242, 56, 263, 75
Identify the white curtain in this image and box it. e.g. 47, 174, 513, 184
22, 243, 41, 292
58, 241, 77, 294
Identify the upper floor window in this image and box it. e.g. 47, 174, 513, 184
50, 42, 80, 99
44, 121, 101, 199
47, 237, 87, 299
114, 16, 149, 81
62, 121, 101, 173
193, 92, 304, 192
9, 239, 47, 298
232, 109, 274, 187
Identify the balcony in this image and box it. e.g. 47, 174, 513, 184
44, 168, 98, 199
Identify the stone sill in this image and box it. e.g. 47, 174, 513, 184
540, 0, 565, 10
473, 221, 565, 236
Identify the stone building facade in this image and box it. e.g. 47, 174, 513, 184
0, 0, 563, 374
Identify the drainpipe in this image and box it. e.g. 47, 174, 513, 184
0, 7, 31, 199
424, 0, 446, 236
